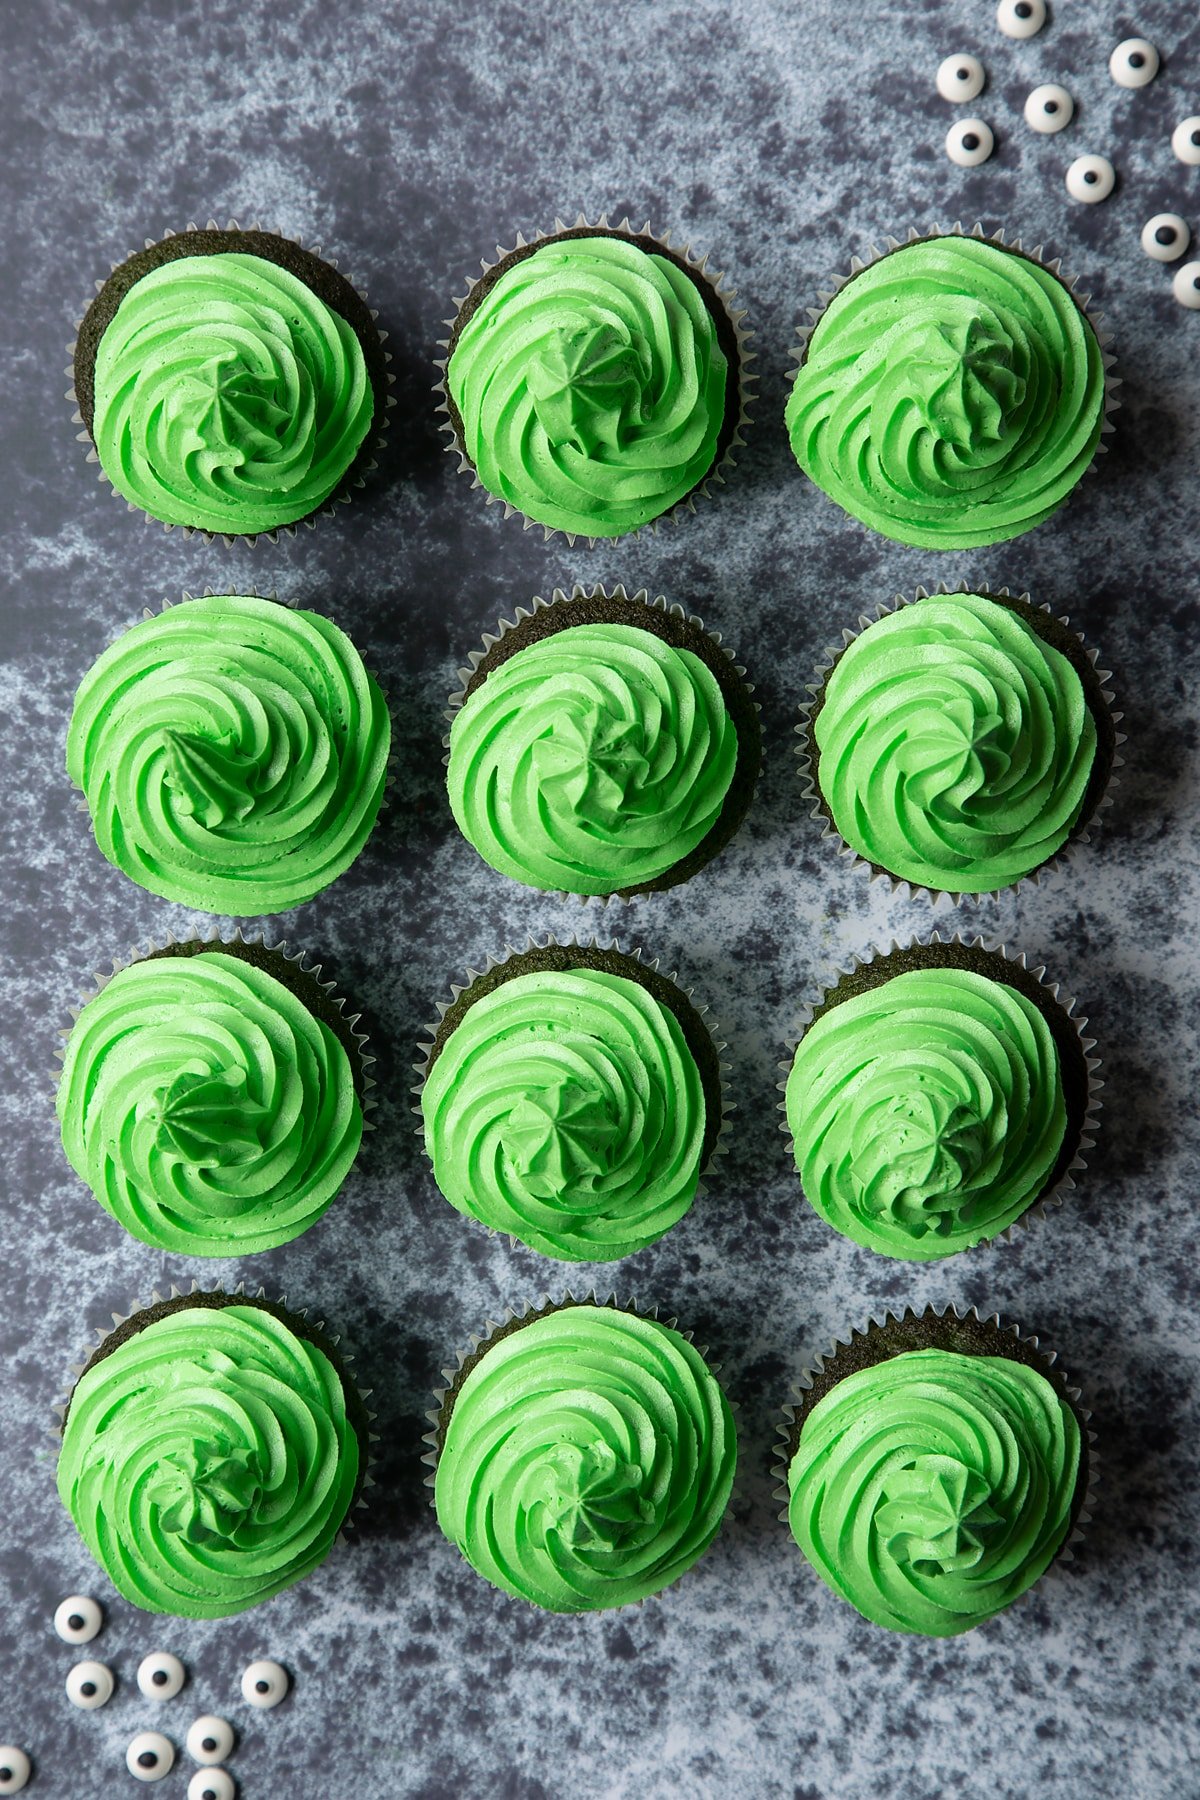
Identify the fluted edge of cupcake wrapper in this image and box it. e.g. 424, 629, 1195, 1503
774, 930, 1103, 1258
51, 1280, 380, 1541
432, 210, 757, 547
796, 582, 1125, 906
65, 219, 397, 546
768, 1300, 1098, 1574
409, 931, 734, 1257
53, 926, 377, 1133
444, 580, 763, 907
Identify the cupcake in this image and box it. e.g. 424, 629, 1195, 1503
426, 1298, 736, 1612
438, 215, 750, 541
781, 938, 1098, 1261
416, 940, 726, 1261
785, 228, 1113, 549
71, 224, 389, 538
57, 938, 371, 1256
446, 584, 761, 897
67, 593, 391, 914
776, 1305, 1093, 1636
56, 1289, 370, 1618
800, 587, 1118, 897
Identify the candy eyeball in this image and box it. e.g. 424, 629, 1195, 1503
0, 1749, 31, 1795
997, 0, 1046, 39
241, 1658, 289, 1709
1173, 262, 1200, 309
186, 1716, 235, 1766
53, 1594, 102, 1644
66, 1659, 114, 1710
1110, 38, 1159, 88
1173, 117, 1200, 166
1142, 215, 1191, 262
1066, 154, 1115, 203
126, 1732, 175, 1783
1025, 83, 1074, 133
137, 1651, 186, 1701
947, 118, 995, 167
937, 54, 985, 103
187, 1770, 236, 1800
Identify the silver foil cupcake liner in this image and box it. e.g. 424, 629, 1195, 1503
66, 220, 396, 546
433, 211, 755, 546
796, 582, 1124, 905
776, 930, 1102, 1256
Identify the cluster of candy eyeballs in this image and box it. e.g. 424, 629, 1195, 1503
0, 1597, 291, 1794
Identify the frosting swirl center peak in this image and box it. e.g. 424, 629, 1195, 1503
894, 303, 1027, 453
875, 1453, 1002, 1575
527, 1439, 652, 1552
501, 1074, 618, 1197
148, 1436, 265, 1546
527, 319, 650, 451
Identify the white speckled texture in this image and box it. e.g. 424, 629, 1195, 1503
2, 2, 1199, 1796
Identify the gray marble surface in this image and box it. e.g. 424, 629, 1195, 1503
2, 1, 1199, 1795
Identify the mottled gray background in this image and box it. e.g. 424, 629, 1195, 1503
1, 1, 1198, 1796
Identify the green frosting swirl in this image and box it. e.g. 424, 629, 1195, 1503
785, 237, 1106, 548
447, 622, 738, 894
92, 252, 374, 534
787, 1347, 1080, 1635
785, 967, 1066, 1260
447, 235, 728, 537
421, 967, 707, 1260
67, 594, 390, 914
813, 594, 1097, 892
57, 951, 362, 1256
435, 1306, 736, 1612
58, 1303, 360, 1618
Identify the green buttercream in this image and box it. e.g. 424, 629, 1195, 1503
67, 594, 390, 914
434, 1307, 736, 1611
447, 236, 728, 537
57, 952, 362, 1256
813, 594, 1097, 892
92, 252, 373, 534
447, 622, 738, 894
421, 968, 707, 1261
787, 1347, 1080, 1634
785, 236, 1106, 549
785, 967, 1065, 1260
57, 1304, 359, 1618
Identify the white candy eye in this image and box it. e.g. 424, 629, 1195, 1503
998, 0, 1045, 39
66, 1659, 114, 1710
1110, 38, 1158, 87
937, 54, 985, 103
946, 118, 995, 167
126, 1732, 175, 1783
138, 1651, 186, 1700
241, 1658, 289, 1709
1173, 262, 1200, 309
0, 1749, 30, 1795
1142, 214, 1191, 262
1025, 84, 1073, 133
1174, 117, 1200, 166
188, 1771, 236, 1800
186, 1716, 236, 1765
53, 1594, 102, 1644
1066, 154, 1115, 203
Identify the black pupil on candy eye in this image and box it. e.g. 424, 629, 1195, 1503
962, 133, 980, 151
68, 1615, 84, 1631
1016, 2, 1032, 14
0, 1770, 11, 1783
1193, 276, 1200, 291
203, 1738, 217, 1752
81, 1681, 96, 1696
1157, 226, 1175, 245
1129, 51, 1145, 67
1045, 99, 1058, 113
152, 1670, 168, 1685
138, 1752, 157, 1768
256, 1678, 270, 1693
958, 67, 969, 79
1192, 130, 1200, 146
1084, 169, 1098, 184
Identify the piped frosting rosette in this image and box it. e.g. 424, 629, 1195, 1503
425, 1298, 736, 1612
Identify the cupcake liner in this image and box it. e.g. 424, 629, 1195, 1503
411, 933, 733, 1257
770, 1301, 1097, 1574
53, 1283, 379, 1538
445, 581, 763, 904
433, 211, 755, 546
66, 220, 397, 545
796, 582, 1125, 905
776, 931, 1102, 1256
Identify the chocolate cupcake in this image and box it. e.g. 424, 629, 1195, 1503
775, 1304, 1094, 1636
70, 222, 391, 539
446, 583, 761, 898
436, 213, 752, 542
416, 938, 727, 1262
